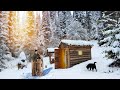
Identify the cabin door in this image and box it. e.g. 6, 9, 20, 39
55, 49, 60, 69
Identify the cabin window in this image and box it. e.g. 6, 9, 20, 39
78, 50, 82, 55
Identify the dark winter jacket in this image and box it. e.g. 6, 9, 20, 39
32, 53, 41, 61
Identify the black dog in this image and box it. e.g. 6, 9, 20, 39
86, 62, 97, 71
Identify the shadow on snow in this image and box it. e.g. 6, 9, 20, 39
22, 67, 53, 79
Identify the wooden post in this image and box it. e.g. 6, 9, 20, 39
90, 46, 92, 60
65, 48, 70, 68
49, 53, 52, 64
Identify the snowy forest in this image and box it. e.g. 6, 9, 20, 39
0, 11, 120, 79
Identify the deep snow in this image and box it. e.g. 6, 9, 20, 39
0, 40, 120, 79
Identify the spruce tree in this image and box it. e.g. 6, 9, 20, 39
57, 11, 72, 40
0, 11, 13, 70
24, 11, 37, 56
40, 11, 51, 55
8, 11, 19, 57
98, 11, 120, 61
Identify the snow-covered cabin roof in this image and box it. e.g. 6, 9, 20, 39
60, 40, 93, 46
47, 48, 58, 52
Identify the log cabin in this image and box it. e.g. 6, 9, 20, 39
55, 40, 93, 69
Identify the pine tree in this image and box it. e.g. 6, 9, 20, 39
40, 11, 51, 55
49, 11, 60, 47
35, 11, 41, 37
24, 11, 37, 56
98, 11, 120, 60
88, 11, 102, 40
97, 11, 104, 43
73, 11, 87, 26
15, 11, 26, 56
8, 11, 19, 57
56, 11, 72, 40
65, 20, 87, 40
0, 11, 13, 70
73, 11, 101, 40
34, 11, 44, 56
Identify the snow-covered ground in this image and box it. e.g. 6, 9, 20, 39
0, 40, 120, 79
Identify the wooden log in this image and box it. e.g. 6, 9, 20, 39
69, 48, 91, 50
70, 54, 91, 57
69, 59, 91, 66
69, 57, 91, 60
69, 51, 91, 55
70, 54, 91, 56
70, 59, 89, 62
70, 59, 90, 62
70, 57, 91, 60
69, 50, 91, 52
70, 60, 88, 67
